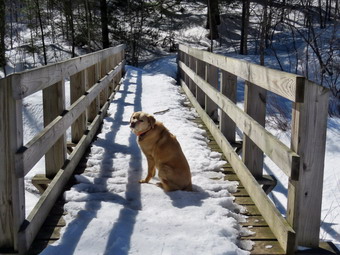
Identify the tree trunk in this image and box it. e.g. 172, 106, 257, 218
260, 0, 268, 65
0, 0, 5, 75
240, 0, 250, 55
64, 0, 75, 57
84, 0, 92, 49
35, 0, 48, 65
206, 0, 220, 40
100, 0, 110, 48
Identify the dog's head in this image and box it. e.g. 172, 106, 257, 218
130, 112, 156, 136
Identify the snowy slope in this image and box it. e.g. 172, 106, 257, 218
38, 58, 253, 255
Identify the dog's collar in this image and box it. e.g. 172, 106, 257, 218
136, 127, 152, 137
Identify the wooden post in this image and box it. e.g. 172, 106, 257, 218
99, 59, 109, 107
97, 61, 104, 107
70, 70, 87, 143
205, 64, 219, 121
121, 49, 125, 76
220, 70, 237, 143
184, 53, 190, 91
43, 81, 67, 179
242, 81, 267, 178
287, 80, 329, 248
177, 50, 183, 84
112, 53, 118, 93
87, 64, 100, 122
188, 55, 196, 94
0, 77, 26, 254
196, 59, 206, 108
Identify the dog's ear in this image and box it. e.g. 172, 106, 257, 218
148, 114, 156, 128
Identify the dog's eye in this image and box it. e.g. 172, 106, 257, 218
139, 119, 144, 122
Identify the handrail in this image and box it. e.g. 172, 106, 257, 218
179, 61, 300, 180
0, 44, 126, 254
178, 44, 329, 254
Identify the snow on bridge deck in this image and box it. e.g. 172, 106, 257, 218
28, 61, 338, 255
28, 62, 253, 255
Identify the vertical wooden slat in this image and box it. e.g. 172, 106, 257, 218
43, 81, 67, 179
184, 53, 189, 91
112, 53, 118, 93
0, 77, 26, 254
108, 55, 114, 94
287, 80, 329, 248
196, 59, 205, 108
120, 49, 125, 78
242, 81, 267, 178
70, 70, 87, 143
220, 70, 237, 143
87, 64, 100, 122
99, 59, 108, 107
205, 64, 219, 121
188, 55, 196, 94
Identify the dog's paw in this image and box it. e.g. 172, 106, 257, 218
139, 179, 148, 183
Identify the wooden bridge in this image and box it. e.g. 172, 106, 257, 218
0, 44, 338, 255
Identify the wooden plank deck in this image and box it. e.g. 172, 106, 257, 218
27, 156, 88, 255
191, 116, 339, 255
28, 105, 339, 255
191, 117, 285, 255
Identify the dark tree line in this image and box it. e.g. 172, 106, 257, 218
0, 0, 183, 72
0, 0, 339, 97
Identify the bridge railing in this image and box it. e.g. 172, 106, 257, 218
178, 44, 329, 254
0, 44, 125, 254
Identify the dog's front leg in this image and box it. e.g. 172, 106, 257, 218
139, 156, 156, 183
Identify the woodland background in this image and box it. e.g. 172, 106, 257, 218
0, 0, 339, 115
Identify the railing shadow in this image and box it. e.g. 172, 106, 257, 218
40, 67, 143, 255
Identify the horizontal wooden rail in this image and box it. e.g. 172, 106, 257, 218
181, 80, 296, 252
22, 90, 116, 250
178, 44, 329, 254
10, 44, 125, 99
0, 44, 126, 254
179, 61, 300, 180
179, 44, 305, 102
16, 60, 125, 178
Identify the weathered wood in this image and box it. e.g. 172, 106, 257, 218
243, 205, 262, 216
181, 78, 296, 254
86, 64, 99, 122
43, 81, 67, 178
10, 44, 125, 99
241, 227, 276, 240
250, 241, 285, 255
240, 215, 268, 227
99, 60, 108, 107
220, 70, 237, 143
205, 63, 219, 121
195, 59, 205, 108
179, 61, 299, 180
109, 55, 116, 94
70, 70, 87, 143
187, 104, 291, 255
242, 81, 267, 178
287, 80, 329, 247
17, 62, 124, 177
22, 87, 115, 251
0, 78, 26, 254
188, 55, 196, 94
32, 174, 51, 194
179, 44, 305, 102
0, 45, 125, 255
